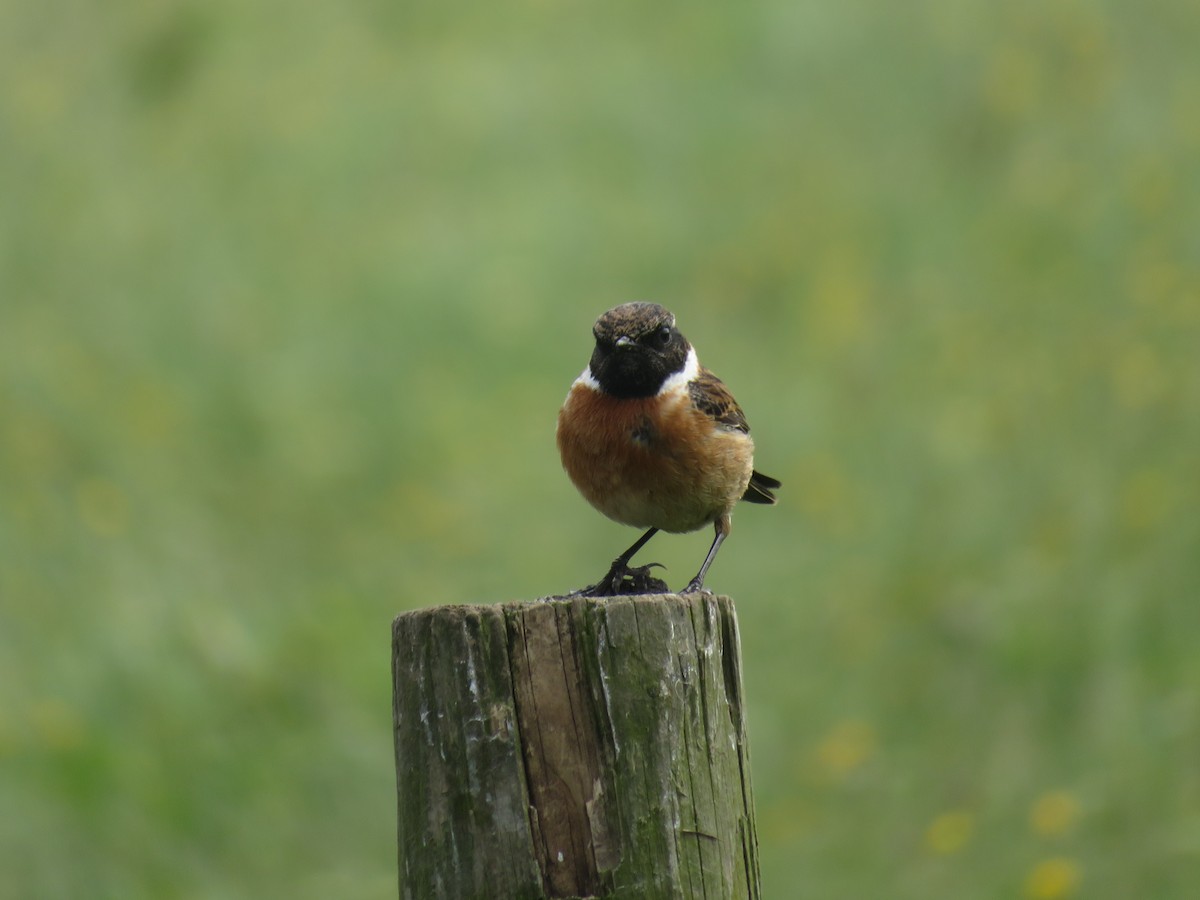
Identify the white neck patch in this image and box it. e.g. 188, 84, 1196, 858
573, 366, 602, 391
657, 345, 700, 396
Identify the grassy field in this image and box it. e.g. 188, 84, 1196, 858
3, 1, 1198, 897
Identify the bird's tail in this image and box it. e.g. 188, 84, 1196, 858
742, 470, 781, 504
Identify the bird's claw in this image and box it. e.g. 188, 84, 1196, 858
572, 561, 669, 597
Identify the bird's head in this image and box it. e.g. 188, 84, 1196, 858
588, 302, 693, 398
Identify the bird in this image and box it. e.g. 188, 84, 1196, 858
556, 302, 780, 596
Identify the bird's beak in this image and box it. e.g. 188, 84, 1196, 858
615, 336, 634, 348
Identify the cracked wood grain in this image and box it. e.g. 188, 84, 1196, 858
392, 594, 761, 899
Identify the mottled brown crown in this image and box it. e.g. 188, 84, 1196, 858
593, 302, 676, 345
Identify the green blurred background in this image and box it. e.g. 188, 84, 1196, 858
3, 0, 1198, 897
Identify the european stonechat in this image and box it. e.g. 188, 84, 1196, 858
557, 302, 780, 595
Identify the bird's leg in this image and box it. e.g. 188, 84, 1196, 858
575, 527, 667, 597
683, 516, 730, 594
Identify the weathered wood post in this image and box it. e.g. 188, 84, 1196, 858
392, 593, 761, 899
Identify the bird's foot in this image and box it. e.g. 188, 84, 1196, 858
572, 561, 669, 597
681, 576, 709, 595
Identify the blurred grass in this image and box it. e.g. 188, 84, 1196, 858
2, 0, 1198, 897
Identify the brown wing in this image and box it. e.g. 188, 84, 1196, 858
689, 368, 781, 504
689, 367, 750, 433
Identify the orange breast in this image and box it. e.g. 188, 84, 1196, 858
556, 383, 754, 533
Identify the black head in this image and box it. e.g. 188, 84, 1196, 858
588, 302, 692, 398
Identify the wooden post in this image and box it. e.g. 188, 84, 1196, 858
392, 593, 761, 900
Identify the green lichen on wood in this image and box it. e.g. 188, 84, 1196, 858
393, 594, 760, 900
581, 595, 760, 898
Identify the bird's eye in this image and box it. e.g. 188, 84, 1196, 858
652, 325, 672, 348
